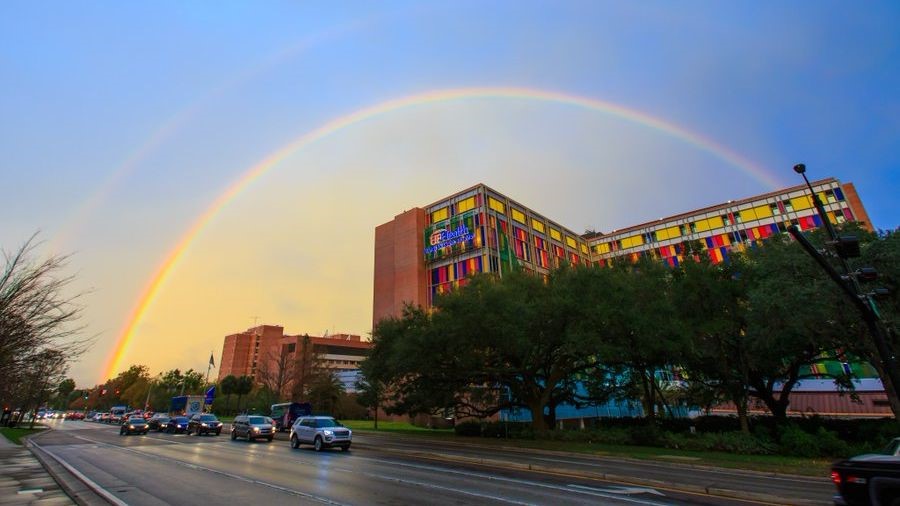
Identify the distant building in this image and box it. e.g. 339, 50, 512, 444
217, 325, 371, 387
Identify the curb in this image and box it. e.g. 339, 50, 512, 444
357, 444, 829, 506
25, 433, 124, 506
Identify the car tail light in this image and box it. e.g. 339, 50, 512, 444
831, 471, 841, 487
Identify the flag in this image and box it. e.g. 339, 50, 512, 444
205, 386, 215, 405
208, 353, 215, 368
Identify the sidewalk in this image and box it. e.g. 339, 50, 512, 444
0, 432, 73, 505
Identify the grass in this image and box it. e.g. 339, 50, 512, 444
0, 426, 46, 445
342, 420, 833, 476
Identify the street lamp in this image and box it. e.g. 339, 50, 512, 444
787, 163, 899, 407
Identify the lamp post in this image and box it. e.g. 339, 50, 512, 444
788, 164, 900, 416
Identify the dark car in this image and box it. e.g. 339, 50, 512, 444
165, 416, 190, 434
188, 414, 223, 436
231, 415, 276, 442
120, 416, 149, 436
147, 415, 171, 432
832, 438, 900, 505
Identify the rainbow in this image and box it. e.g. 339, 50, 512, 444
101, 86, 781, 380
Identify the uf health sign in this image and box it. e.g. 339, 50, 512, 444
424, 211, 476, 259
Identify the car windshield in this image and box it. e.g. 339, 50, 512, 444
199, 415, 218, 421
174, 417, 189, 422
156, 416, 170, 421
316, 418, 341, 428
128, 417, 144, 422
248, 416, 272, 424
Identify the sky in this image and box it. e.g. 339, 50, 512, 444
1, 1, 898, 387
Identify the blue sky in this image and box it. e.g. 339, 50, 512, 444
2, 1, 898, 384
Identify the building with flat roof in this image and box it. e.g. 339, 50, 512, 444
218, 325, 372, 389
373, 178, 872, 326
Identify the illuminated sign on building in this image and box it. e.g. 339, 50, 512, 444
424, 224, 474, 255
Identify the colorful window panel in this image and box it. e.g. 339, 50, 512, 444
708, 246, 729, 264
456, 196, 476, 214
511, 208, 526, 224
549, 228, 562, 241
531, 219, 545, 233
488, 197, 506, 214
552, 244, 565, 258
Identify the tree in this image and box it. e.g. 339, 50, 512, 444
308, 370, 345, 416
365, 268, 612, 431
55, 378, 76, 409
292, 334, 323, 402
258, 344, 294, 401
674, 258, 753, 431
355, 376, 385, 429
219, 375, 237, 414
234, 375, 253, 412
0, 234, 90, 415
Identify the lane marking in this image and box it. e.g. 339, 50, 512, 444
360, 471, 538, 506
69, 435, 349, 506
28, 439, 130, 506
568, 484, 664, 496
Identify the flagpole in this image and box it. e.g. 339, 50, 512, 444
205, 351, 213, 387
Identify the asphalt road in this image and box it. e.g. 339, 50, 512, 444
31, 419, 833, 506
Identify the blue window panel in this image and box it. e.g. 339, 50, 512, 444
812, 214, 823, 227
705, 237, 714, 248
834, 188, 845, 201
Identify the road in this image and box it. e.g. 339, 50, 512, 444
30, 419, 833, 506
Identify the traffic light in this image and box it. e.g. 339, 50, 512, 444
833, 235, 860, 259
83, 391, 89, 400
115, 388, 121, 396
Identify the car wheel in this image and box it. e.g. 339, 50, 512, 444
267, 436, 273, 442
290, 434, 299, 449
215, 430, 221, 436
119, 429, 125, 435
314, 436, 323, 452
341, 445, 350, 452
231, 430, 237, 440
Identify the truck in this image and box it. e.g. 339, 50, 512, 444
170, 395, 206, 417
831, 437, 900, 505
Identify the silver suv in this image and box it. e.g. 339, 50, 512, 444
231, 415, 276, 442
289, 416, 351, 452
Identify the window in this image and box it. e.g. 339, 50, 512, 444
678, 224, 686, 236
825, 190, 837, 204
549, 228, 562, 241
488, 197, 506, 214
431, 207, 448, 223
770, 203, 780, 215
784, 200, 794, 212
721, 214, 731, 226
511, 208, 526, 224
689, 222, 697, 233
286, 343, 296, 353
456, 196, 476, 213
734, 213, 743, 224
565, 236, 577, 248
531, 219, 545, 233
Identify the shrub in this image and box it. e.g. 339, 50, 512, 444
454, 421, 482, 437
777, 425, 819, 457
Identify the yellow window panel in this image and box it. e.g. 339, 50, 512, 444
621, 235, 644, 248
488, 197, 506, 214
531, 219, 545, 233
594, 243, 611, 254
457, 196, 476, 213
694, 219, 711, 232
511, 208, 526, 224
550, 228, 562, 241
580, 243, 588, 254
565, 236, 577, 248
431, 207, 448, 223
739, 209, 757, 223
707, 216, 724, 229
665, 225, 681, 239
790, 196, 813, 211
657, 228, 669, 241
752, 204, 772, 219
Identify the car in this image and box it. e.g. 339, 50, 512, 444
120, 416, 149, 436
290, 416, 351, 452
187, 414, 223, 436
99, 412, 111, 423
231, 415, 276, 442
831, 437, 900, 505
147, 415, 171, 432
165, 416, 190, 434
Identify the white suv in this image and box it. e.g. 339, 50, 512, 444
290, 416, 351, 452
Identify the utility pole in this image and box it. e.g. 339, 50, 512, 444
788, 163, 900, 416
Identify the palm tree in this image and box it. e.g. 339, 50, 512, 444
234, 375, 253, 413
219, 375, 237, 415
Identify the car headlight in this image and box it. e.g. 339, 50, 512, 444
201, 423, 208, 427
129, 425, 135, 429
253, 427, 260, 432
323, 430, 333, 436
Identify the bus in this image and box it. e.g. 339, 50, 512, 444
270, 402, 312, 431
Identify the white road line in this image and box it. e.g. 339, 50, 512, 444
69, 434, 349, 506
28, 439, 130, 506
360, 471, 538, 505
